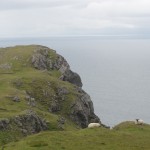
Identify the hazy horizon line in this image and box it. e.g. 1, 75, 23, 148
0, 34, 150, 39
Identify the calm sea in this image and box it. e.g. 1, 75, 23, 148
0, 36, 150, 127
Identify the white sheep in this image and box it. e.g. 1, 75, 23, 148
88, 123, 101, 128
135, 119, 144, 125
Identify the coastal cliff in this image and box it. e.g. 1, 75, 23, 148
1, 45, 150, 150
0, 45, 100, 144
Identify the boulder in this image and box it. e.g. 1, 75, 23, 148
12, 96, 20, 102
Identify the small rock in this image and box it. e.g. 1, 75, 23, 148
57, 87, 69, 96
21, 129, 28, 135
57, 117, 65, 130
0, 119, 10, 130
49, 101, 60, 112
12, 96, 20, 102
25, 95, 31, 100
57, 117, 65, 124
0, 63, 12, 70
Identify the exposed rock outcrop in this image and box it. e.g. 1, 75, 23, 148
14, 111, 48, 134
0, 119, 10, 130
31, 46, 100, 128
0, 111, 48, 135
31, 46, 82, 87
31, 47, 55, 70
57, 117, 66, 130
0, 45, 101, 131
12, 96, 20, 102
0, 63, 12, 70
61, 70, 82, 87
70, 88, 100, 128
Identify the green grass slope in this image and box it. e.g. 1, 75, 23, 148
0, 45, 76, 119
0, 45, 79, 145
0, 45, 150, 149
4, 122, 150, 150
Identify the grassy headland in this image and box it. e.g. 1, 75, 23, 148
0, 45, 149, 150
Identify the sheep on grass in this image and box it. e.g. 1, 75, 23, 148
135, 119, 144, 125
88, 123, 101, 128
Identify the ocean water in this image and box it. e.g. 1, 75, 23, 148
0, 36, 150, 127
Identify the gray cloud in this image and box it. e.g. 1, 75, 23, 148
0, 0, 92, 10
0, 0, 150, 37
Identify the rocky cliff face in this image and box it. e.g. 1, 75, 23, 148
0, 45, 100, 135
31, 46, 82, 87
70, 87, 100, 128
31, 46, 100, 127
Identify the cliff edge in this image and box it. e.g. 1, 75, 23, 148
0, 45, 100, 144
30, 45, 100, 127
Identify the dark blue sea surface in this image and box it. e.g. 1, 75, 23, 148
0, 36, 150, 126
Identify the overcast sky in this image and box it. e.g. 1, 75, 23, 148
0, 0, 150, 37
